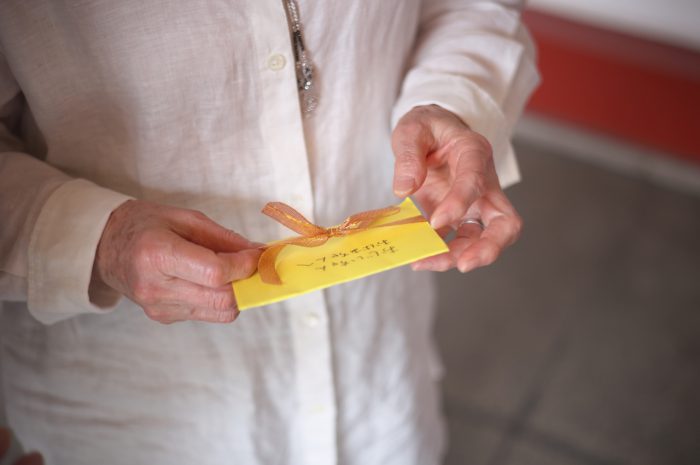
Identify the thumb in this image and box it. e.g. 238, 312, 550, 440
179, 210, 261, 253
218, 248, 262, 282
391, 114, 435, 197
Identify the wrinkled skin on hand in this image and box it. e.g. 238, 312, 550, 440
392, 104, 523, 273
92, 200, 261, 324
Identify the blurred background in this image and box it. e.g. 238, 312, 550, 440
437, 1, 700, 464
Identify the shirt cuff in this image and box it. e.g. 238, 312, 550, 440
27, 179, 133, 324
391, 72, 520, 188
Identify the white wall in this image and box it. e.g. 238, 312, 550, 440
527, 0, 700, 51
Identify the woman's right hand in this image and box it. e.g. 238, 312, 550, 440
91, 200, 262, 324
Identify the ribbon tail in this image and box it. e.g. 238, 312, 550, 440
258, 244, 287, 285
258, 236, 330, 285
262, 202, 326, 236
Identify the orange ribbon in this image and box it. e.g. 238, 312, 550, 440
258, 202, 426, 284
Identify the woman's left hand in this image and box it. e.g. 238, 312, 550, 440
391, 104, 523, 273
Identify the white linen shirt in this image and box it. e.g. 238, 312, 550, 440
0, 1, 538, 464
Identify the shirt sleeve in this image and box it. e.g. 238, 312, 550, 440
392, 0, 540, 188
0, 51, 132, 325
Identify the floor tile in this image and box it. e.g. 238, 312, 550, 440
436, 141, 700, 465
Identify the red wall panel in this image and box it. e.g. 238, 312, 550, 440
523, 10, 700, 163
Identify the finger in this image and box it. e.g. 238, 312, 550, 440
146, 303, 238, 325
147, 260, 254, 323
456, 220, 487, 238
14, 452, 44, 465
190, 303, 240, 324
391, 117, 435, 196
436, 225, 452, 239
173, 210, 260, 253
217, 248, 261, 281
167, 280, 239, 313
429, 134, 493, 230
455, 215, 520, 273
411, 251, 453, 272
163, 237, 261, 288
412, 221, 482, 271
144, 281, 240, 324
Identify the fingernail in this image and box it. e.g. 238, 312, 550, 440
430, 213, 450, 230
411, 262, 424, 271
250, 241, 266, 249
393, 176, 415, 197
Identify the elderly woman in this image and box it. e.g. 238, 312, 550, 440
0, 1, 538, 464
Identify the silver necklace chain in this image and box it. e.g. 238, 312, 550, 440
283, 0, 318, 116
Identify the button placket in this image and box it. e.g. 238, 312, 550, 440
287, 294, 337, 465
253, 4, 335, 460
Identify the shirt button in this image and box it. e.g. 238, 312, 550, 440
268, 53, 286, 71
311, 404, 327, 414
304, 312, 320, 328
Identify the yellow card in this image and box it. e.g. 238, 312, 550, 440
233, 197, 448, 310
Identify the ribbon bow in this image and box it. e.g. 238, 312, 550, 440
258, 202, 425, 284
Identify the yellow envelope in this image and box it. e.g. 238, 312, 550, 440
233, 197, 448, 310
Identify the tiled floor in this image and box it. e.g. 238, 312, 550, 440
436, 140, 700, 465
